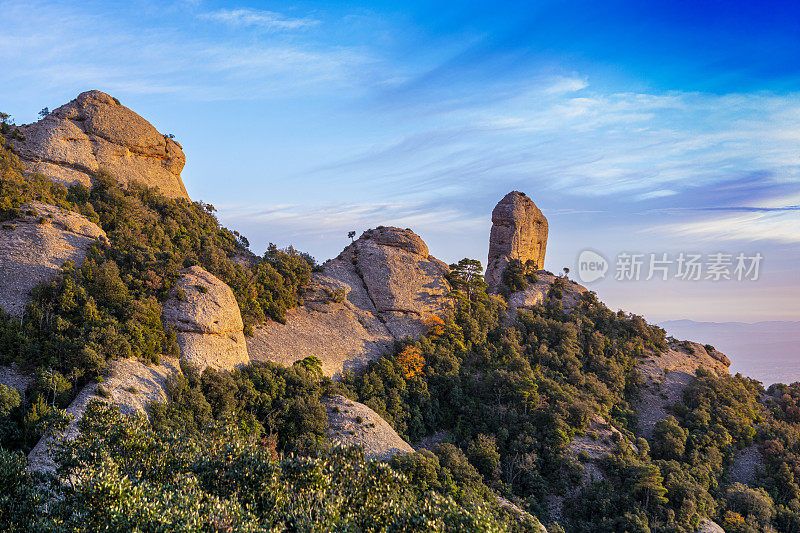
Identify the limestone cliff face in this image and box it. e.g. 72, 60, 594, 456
0, 202, 106, 317
9, 91, 188, 200
485, 191, 548, 291
162, 266, 249, 371
247, 227, 451, 376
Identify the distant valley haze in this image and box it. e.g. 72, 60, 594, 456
660, 320, 800, 385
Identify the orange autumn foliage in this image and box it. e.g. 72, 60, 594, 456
423, 314, 446, 337
397, 345, 425, 378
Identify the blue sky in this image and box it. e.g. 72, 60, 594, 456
2, 0, 799, 322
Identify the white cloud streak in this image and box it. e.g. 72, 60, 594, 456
199, 8, 319, 31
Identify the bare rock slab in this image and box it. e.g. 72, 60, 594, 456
163, 266, 249, 371
0, 202, 106, 317
637, 340, 730, 439
323, 394, 414, 461
10, 90, 189, 200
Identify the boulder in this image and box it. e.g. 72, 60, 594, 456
636, 340, 730, 439
506, 270, 587, 312
9, 90, 188, 200
345, 227, 451, 338
697, 519, 725, 533
28, 356, 180, 472
162, 266, 249, 371
247, 227, 451, 377
485, 191, 548, 291
323, 394, 414, 461
0, 202, 106, 317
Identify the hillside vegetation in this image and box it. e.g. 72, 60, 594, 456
0, 136, 311, 451
1, 130, 800, 531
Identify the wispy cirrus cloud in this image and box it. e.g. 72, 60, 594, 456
199, 8, 319, 31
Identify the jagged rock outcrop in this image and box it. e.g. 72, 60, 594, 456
162, 266, 249, 371
248, 227, 451, 376
485, 191, 548, 291
28, 356, 180, 472
636, 340, 730, 439
547, 415, 638, 521
569, 415, 636, 485
0, 201, 106, 317
729, 444, 763, 485
8, 90, 188, 200
323, 394, 414, 461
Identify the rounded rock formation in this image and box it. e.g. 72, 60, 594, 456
485, 191, 548, 291
9, 90, 189, 200
246, 227, 452, 376
0, 202, 107, 318
162, 266, 249, 371
323, 394, 414, 461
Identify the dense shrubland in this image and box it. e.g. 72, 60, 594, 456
341, 261, 800, 531
0, 401, 508, 532
0, 357, 530, 531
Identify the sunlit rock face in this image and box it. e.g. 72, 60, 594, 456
247, 226, 452, 377
162, 266, 250, 372
9, 90, 189, 200
485, 191, 548, 292
0, 201, 106, 318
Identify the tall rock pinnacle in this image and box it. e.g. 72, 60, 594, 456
485, 191, 548, 291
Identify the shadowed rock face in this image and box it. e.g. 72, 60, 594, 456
9, 90, 188, 200
162, 266, 249, 371
0, 202, 107, 318
247, 227, 452, 377
636, 340, 730, 439
485, 191, 548, 291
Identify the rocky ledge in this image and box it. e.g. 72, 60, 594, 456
247, 227, 452, 376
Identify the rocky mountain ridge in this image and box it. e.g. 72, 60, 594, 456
0, 91, 756, 532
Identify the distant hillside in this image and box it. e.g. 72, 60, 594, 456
660, 319, 800, 385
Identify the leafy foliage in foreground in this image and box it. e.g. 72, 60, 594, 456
0, 402, 509, 532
